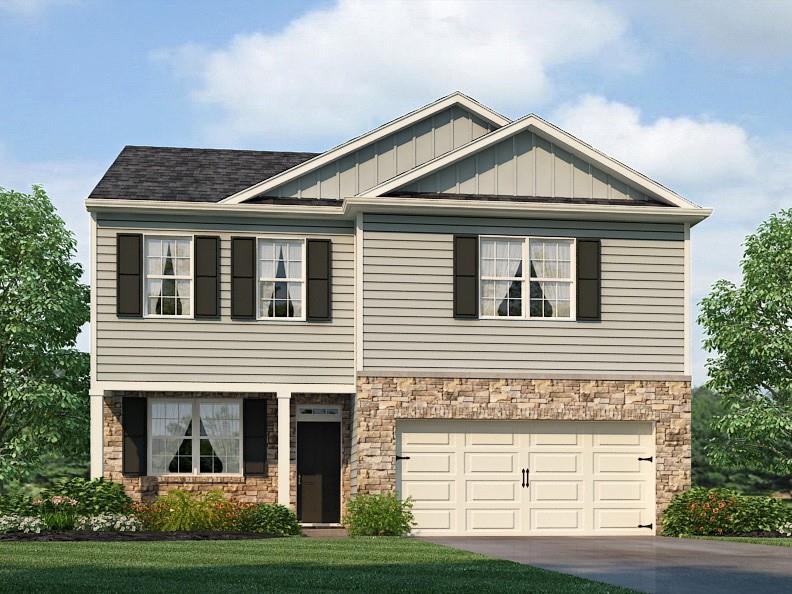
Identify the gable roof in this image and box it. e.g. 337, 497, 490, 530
88, 146, 318, 202
221, 92, 510, 204
363, 114, 699, 209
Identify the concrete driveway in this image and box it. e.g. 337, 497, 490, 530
425, 536, 792, 594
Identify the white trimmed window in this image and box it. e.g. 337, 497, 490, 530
149, 399, 242, 475
480, 237, 575, 319
258, 238, 305, 319
144, 236, 192, 317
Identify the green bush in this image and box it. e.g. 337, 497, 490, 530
662, 487, 792, 536
42, 478, 131, 515
41, 510, 76, 531
136, 490, 234, 531
343, 493, 414, 536
0, 494, 37, 516
237, 503, 300, 536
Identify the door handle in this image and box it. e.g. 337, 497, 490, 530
396, 455, 410, 461
521, 468, 526, 488
526, 468, 530, 488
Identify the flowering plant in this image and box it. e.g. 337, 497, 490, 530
75, 513, 143, 532
0, 515, 46, 534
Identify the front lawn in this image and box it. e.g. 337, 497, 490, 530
0, 537, 632, 593
687, 536, 792, 548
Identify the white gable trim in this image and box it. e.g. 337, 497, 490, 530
221, 92, 510, 205
362, 114, 700, 209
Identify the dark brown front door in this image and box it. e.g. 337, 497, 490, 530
297, 421, 341, 523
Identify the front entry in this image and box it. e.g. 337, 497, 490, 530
297, 421, 341, 523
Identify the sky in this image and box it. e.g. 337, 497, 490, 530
2, 0, 791, 384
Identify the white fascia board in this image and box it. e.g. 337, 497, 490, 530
95, 381, 356, 394
219, 92, 511, 205
85, 196, 711, 226
345, 196, 713, 226
364, 114, 704, 210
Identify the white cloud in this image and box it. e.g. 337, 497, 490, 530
156, 0, 633, 146
635, 0, 792, 60
0, 145, 103, 351
552, 95, 792, 383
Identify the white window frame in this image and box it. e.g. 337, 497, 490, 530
256, 236, 307, 322
142, 233, 195, 319
147, 398, 244, 477
479, 235, 576, 321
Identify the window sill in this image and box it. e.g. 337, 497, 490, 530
152, 475, 246, 484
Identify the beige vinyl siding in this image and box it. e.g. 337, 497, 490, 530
95, 213, 355, 385
265, 106, 494, 199
362, 214, 685, 374
403, 130, 652, 202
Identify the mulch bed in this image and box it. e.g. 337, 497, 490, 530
0, 531, 275, 542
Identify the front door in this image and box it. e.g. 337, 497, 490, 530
297, 421, 341, 523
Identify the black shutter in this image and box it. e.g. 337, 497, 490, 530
306, 239, 332, 321
195, 236, 220, 319
454, 235, 478, 319
577, 239, 601, 321
243, 399, 267, 476
116, 234, 142, 317
231, 237, 256, 319
122, 397, 147, 476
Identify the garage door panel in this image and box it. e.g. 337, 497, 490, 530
594, 508, 645, 530
594, 453, 643, 474
405, 453, 453, 473
532, 432, 579, 446
402, 481, 453, 502
532, 481, 581, 502
467, 481, 517, 502
595, 480, 644, 502
467, 509, 519, 531
532, 509, 583, 530
401, 431, 451, 446
414, 509, 453, 530
465, 452, 516, 473
531, 452, 580, 473
466, 432, 515, 446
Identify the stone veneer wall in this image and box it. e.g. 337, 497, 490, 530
103, 392, 352, 511
353, 376, 691, 521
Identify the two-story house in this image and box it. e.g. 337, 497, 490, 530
86, 92, 710, 535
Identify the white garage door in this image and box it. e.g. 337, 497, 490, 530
396, 420, 655, 536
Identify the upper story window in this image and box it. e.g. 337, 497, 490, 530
480, 236, 575, 320
149, 399, 242, 475
258, 238, 305, 319
145, 236, 192, 317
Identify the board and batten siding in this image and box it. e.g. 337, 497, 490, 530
264, 106, 494, 199
95, 213, 355, 385
403, 130, 652, 202
362, 214, 685, 374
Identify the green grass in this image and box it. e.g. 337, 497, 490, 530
687, 535, 792, 547
0, 537, 632, 593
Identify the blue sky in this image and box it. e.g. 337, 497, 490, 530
2, 0, 791, 383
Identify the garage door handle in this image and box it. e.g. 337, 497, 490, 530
638, 456, 653, 462
396, 455, 410, 461
521, 469, 525, 488
638, 523, 653, 529
526, 468, 530, 488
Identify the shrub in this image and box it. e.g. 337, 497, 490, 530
135, 490, 235, 531
0, 494, 37, 516
36, 496, 79, 531
237, 503, 300, 536
343, 494, 414, 536
75, 513, 142, 532
42, 478, 131, 515
0, 515, 46, 534
662, 487, 792, 536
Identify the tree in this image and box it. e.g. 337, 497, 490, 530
698, 208, 792, 474
0, 186, 90, 486
692, 386, 792, 496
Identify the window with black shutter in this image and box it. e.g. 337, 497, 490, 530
576, 239, 601, 321
454, 235, 478, 319
194, 236, 220, 319
243, 399, 267, 476
117, 234, 142, 317
306, 239, 332, 321
122, 397, 147, 476
231, 237, 256, 319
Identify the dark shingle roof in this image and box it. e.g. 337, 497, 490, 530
88, 146, 319, 202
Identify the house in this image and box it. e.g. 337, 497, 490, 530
86, 92, 711, 535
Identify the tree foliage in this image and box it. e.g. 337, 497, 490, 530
692, 386, 792, 496
0, 186, 90, 485
698, 208, 792, 474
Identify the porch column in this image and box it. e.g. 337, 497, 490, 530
277, 391, 291, 506
89, 392, 104, 479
